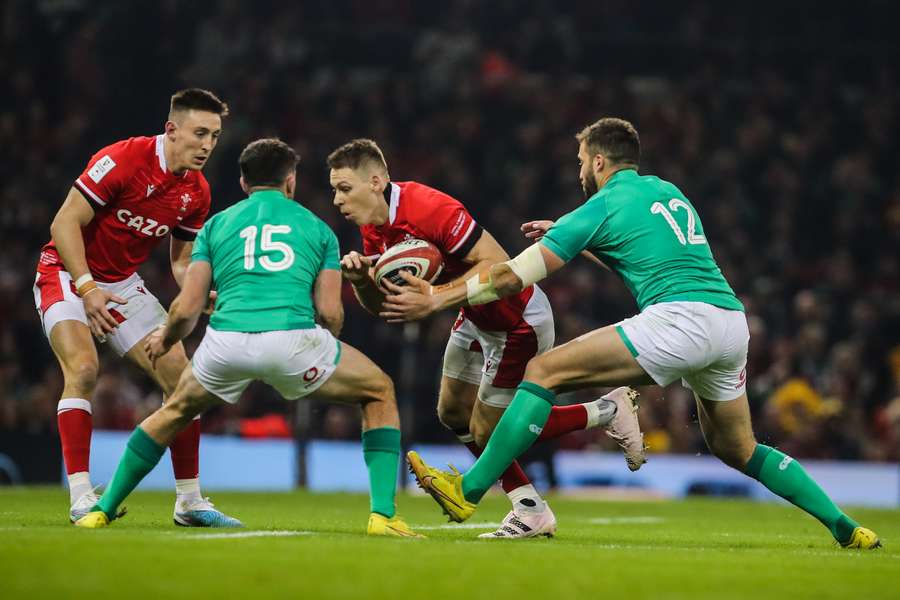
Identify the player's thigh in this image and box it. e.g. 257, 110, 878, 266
438, 336, 482, 428
165, 363, 224, 415
314, 342, 394, 405
145, 365, 223, 440
103, 275, 168, 357
694, 392, 757, 469
125, 333, 189, 397
48, 319, 99, 385
525, 324, 653, 392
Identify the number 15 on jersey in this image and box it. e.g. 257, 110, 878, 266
239, 225, 295, 271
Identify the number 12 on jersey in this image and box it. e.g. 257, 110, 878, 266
651, 199, 707, 245
239, 224, 295, 271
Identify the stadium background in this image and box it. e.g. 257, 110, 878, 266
2, 1, 899, 484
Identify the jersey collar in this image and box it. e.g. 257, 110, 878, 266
607, 168, 638, 185
382, 182, 400, 225
248, 189, 287, 201
155, 134, 167, 172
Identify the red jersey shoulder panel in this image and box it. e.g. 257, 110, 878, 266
73, 137, 151, 209
40, 134, 214, 282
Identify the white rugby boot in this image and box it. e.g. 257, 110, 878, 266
601, 386, 646, 471
478, 501, 557, 539
69, 487, 101, 523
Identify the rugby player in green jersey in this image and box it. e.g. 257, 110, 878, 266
388, 118, 879, 549
75, 138, 421, 537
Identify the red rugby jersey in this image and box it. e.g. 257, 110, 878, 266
39, 135, 211, 282
360, 181, 534, 331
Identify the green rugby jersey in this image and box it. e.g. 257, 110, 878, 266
191, 189, 341, 332
541, 169, 743, 312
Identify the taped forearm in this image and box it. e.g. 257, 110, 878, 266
464, 244, 547, 306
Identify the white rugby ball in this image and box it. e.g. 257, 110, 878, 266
373, 239, 444, 287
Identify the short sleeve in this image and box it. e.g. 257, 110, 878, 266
191, 221, 212, 263
173, 178, 211, 241
415, 188, 482, 258
320, 224, 341, 271
73, 141, 135, 209
540, 197, 609, 262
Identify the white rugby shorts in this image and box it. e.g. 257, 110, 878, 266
442, 285, 554, 408
33, 270, 167, 356
191, 326, 341, 404
615, 301, 749, 401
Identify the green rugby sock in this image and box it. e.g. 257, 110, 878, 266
95, 427, 166, 519
362, 427, 401, 518
744, 444, 858, 544
461, 382, 554, 503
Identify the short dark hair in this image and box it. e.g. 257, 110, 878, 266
169, 88, 229, 118
239, 138, 299, 188
576, 118, 640, 168
326, 138, 388, 173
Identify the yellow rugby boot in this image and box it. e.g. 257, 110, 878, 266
407, 451, 476, 523
841, 527, 882, 549
74, 511, 110, 529
367, 513, 425, 538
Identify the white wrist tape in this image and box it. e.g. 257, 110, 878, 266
506, 243, 547, 288
74, 273, 94, 288
465, 273, 500, 306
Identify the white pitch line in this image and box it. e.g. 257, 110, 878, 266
412, 517, 665, 530
586, 516, 665, 525
183, 530, 313, 539
412, 522, 502, 530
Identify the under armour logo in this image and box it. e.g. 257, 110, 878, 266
146, 184, 155, 197
528, 424, 543, 435
778, 456, 793, 471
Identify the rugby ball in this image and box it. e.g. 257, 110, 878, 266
374, 239, 444, 287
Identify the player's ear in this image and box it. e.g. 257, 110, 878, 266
594, 153, 605, 174
285, 172, 297, 199
164, 120, 177, 139
239, 176, 249, 194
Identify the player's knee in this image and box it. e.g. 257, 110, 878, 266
436, 399, 469, 432
470, 418, 494, 448
163, 393, 202, 424
65, 358, 99, 395
522, 355, 556, 390
710, 437, 756, 471
366, 371, 396, 406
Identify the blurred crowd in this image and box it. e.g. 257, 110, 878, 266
2, 1, 898, 462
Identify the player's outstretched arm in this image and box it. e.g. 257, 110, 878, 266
380, 244, 566, 322
51, 187, 127, 337
314, 269, 344, 336
146, 261, 212, 367
522, 219, 610, 271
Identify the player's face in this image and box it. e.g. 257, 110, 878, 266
329, 167, 382, 225
168, 110, 223, 173
578, 142, 599, 198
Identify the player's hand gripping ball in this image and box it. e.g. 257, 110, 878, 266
374, 239, 443, 288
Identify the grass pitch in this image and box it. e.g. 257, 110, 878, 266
1, 488, 897, 599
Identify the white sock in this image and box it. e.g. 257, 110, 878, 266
175, 478, 202, 506
507, 484, 545, 513
585, 398, 618, 428
68, 471, 93, 503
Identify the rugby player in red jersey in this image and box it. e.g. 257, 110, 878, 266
33, 89, 241, 527
327, 139, 644, 538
